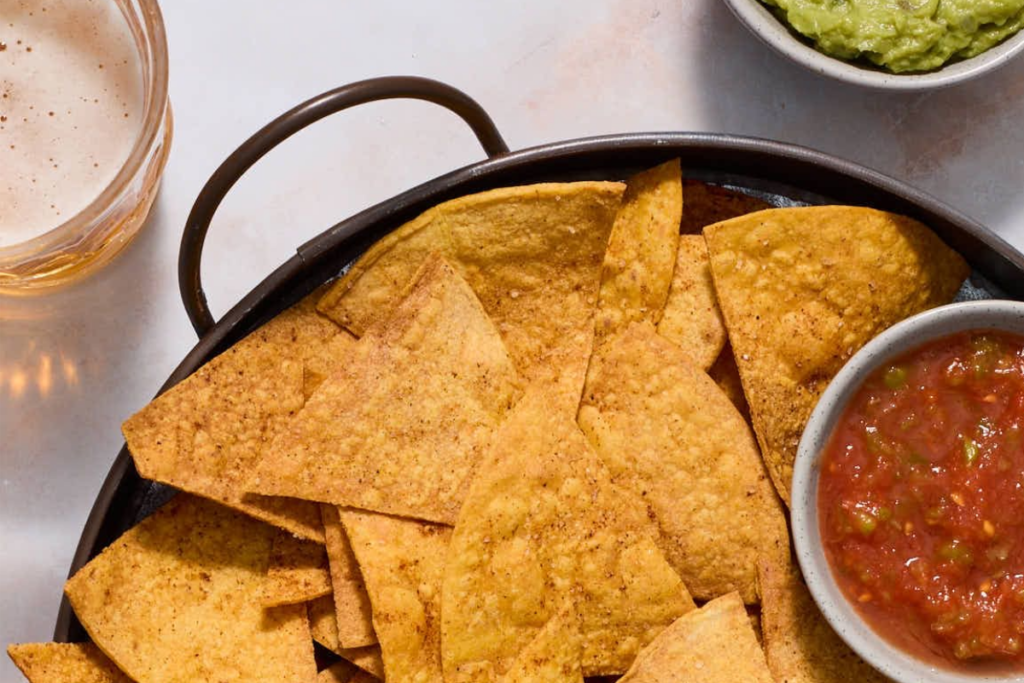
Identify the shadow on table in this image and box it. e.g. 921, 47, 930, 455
688, 1, 1024, 241
0, 194, 170, 518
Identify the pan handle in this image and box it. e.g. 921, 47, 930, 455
178, 76, 509, 338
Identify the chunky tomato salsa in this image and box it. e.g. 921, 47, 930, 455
820, 330, 1024, 668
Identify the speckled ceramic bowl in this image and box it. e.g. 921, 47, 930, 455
792, 299, 1024, 683
722, 0, 1024, 90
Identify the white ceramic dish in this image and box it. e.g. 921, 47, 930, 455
722, 0, 1024, 90
791, 299, 1024, 682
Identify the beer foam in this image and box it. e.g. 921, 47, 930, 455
0, 0, 143, 246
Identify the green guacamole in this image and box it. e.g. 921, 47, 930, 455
763, 0, 1024, 73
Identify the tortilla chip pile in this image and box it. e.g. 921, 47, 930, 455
8, 164, 970, 682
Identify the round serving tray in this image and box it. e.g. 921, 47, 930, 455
54, 76, 1024, 642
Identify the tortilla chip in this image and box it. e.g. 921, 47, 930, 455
321, 506, 377, 648
263, 531, 332, 606
757, 558, 889, 683
579, 322, 788, 603
304, 329, 360, 398
317, 660, 360, 683
618, 592, 774, 683
656, 234, 726, 370
708, 343, 751, 421
64, 495, 316, 683
308, 597, 386, 679
749, 609, 764, 647
680, 180, 772, 235
340, 510, 451, 683
348, 672, 379, 683
121, 289, 352, 542
705, 206, 969, 505
497, 602, 582, 683
317, 182, 624, 385
595, 160, 682, 338
7, 642, 130, 682
441, 383, 694, 682
253, 254, 521, 524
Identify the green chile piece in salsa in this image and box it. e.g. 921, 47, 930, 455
762, 0, 1024, 73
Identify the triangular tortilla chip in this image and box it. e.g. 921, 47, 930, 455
7, 642, 130, 682
497, 602, 583, 683
680, 179, 772, 235
595, 159, 681, 338
340, 510, 451, 683
317, 182, 624, 385
122, 289, 353, 541
757, 557, 889, 683
263, 531, 332, 607
441, 383, 694, 682
321, 506, 377, 648
657, 234, 726, 370
64, 495, 316, 683
307, 597, 386, 679
252, 254, 521, 524
578, 323, 788, 603
704, 206, 969, 504
618, 592, 774, 683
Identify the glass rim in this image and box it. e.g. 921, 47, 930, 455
0, 0, 170, 263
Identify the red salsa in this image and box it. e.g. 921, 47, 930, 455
820, 329, 1024, 670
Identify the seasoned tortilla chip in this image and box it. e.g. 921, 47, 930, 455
442, 383, 694, 682
579, 322, 788, 603
708, 343, 751, 421
317, 660, 359, 683
317, 182, 624, 385
680, 180, 773, 235
618, 592, 774, 683
340, 510, 451, 683
304, 329, 359, 398
263, 531, 332, 606
253, 254, 521, 524
705, 206, 969, 505
7, 642, 130, 682
657, 234, 726, 370
749, 609, 764, 647
308, 597, 386, 679
758, 558, 888, 683
321, 506, 376, 648
121, 289, 352, 542
348, 672, 378, 683
64, 495, 316, 683
595, 160, 682, 338
497, 602, 582, 683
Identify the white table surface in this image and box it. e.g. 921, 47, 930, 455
3, 1, 1024, 679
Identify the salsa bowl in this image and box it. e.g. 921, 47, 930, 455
792, 299, 1024, 682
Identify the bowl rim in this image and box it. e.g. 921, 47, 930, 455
722, 0, 1024, 90
791, 298, 1024, 683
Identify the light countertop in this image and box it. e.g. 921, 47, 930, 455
3, 1, 1024, 680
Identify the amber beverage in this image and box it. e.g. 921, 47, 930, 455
0, 0, 170, 291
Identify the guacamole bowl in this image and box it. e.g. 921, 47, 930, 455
792, 299, 1024, 681
723, 0, 1024, 90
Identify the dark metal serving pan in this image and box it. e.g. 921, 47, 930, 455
53, 76, 1024, 641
